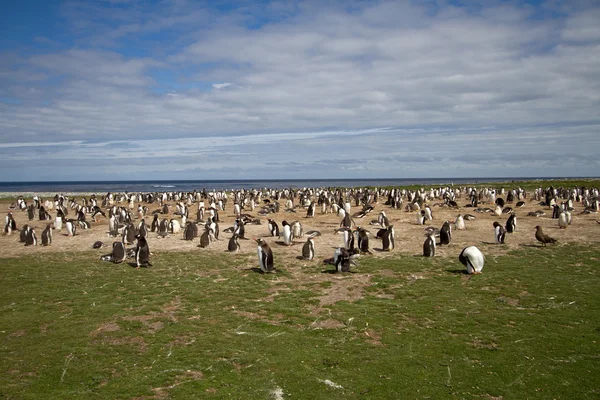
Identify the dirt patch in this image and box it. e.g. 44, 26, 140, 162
91, 322, 120, 335
310, 318, 345, 329
318, 274, 371, 306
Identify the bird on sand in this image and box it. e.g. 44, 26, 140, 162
534, 225, 557, 247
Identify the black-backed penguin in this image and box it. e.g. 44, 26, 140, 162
134, 234, 152, 268
111, 241, 127, 263
183, 222, 198, 240
459, 246, 485, 274
41, 223, 53, 246
228, 233, 241, 252
267, 219, 279, 237
416, 210, 426, 225
340, 212, 353, 229
493, 221, 506, 244
306, 201, 315, 218
151, 214, 159, 232
333, 247, 359, 272
302, 236, 315, 260
24, 227, 37, 246
439, 221, 452, 245
138, 219, 148, 238
423, 235, 436, 257
505, 213, 517, 233
123, 223, 136, 245
282, 220, 292, 246
254, 238, 274, 273
92, 241, 104, 249
199, 228, 211, 248
19, 224, 29, 243
381, 225, 395, 252
158, 218, 169, 237
233, 219, 245, 239
65, 220, 76, 237
27, 205, 35, 221
356, 227, 371, 254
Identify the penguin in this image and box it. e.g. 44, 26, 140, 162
378, 211, 390, 228
333, 247, 359, 273
92, 240, 104, 249
205, 217, 219, 240
151, 214, 159, 232
24, 227, 37, 246
254, 238, 274, 273
455, 215, 465, 230
282, 220, 293, 246
493, 221, 506, 244
340, 211, 353, 229
356, 227, 371, 254
199, 228, 211, 248
111, 241, 127, 263
267, 219, 279, 237
306, 201, 315, 218
65, 220, 76, 237
4, 212, 17, 235
158, 218, 169, 237
302, 236, 315, 260
423, 234, 436, 257
183, 222, 197, 240
552, 204, 561, 219
459, 246, 485, 274
423, 205, 433, 221
122, 223, 136, 245
505, 213, 517, 233
134, 234, 152, 268
416, 210, 426, 225
558, 211, 569, 229
54, 212, 64, 231
439, 221, 452, 245
493, 205, 503, 217
340, 227, 355, 251
233, 218, 246, 239
138, 219, 148, 238
41, 223, 53, 246
109, 215, 119, 237
27, 204, 35, 221
291, 220, 303, 239
381, 225, 395, 252
228, 233, 241, 252
19, 224, 29, 243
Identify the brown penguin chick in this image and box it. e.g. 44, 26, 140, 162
535, 225, 557, 247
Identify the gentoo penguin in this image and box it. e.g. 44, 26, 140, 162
183, 222, 197, 240
506, 213, 517, 233
122, 223, 136, 245
378, 211, 390, 228
340, 212, 353, 229
54, 211, 64, 231
416, 210, 426, 225
134, 234, 152, 268
306, 201, 315, 218
357, 227, 371, 254
552, 204, 561, 219
558, 211, 569, 229
92, 240, 104, 249
423, 205, 433, 221
138, 219, 148, 238
109, 215, 119, 237
493, 205, 503, 217
169, 219, 181, 234
459, 246, 485, 274
535, 226, 557, 246
228, 233, 241, 252
333, 247, 359, 273
254, 238, 274, 273
233, 218, 245, 239
291, 221, 303, 239
111, 241, 127, 263
27, 204, 35, 221
340, 227, 355, 251
267, 219, 279, 237
455, 215, 465, 230
151, 214, 159, 232
381, 225, 395, 252
281, 221, 293, 246
19, 224, 29, 243
439, 221, 452, 245
205, 217, 219, 240
199, 228, 211, 248
4, 212, 17, 235
41, 223, 53, 246
493, 221, 506, 244
302, 236, 315, 260
24, 227, 37, 246
423, 234, 436, 257
65, 220, 76, 237
158, 218, 169, 237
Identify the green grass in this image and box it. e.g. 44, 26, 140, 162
1, 246, 599, 399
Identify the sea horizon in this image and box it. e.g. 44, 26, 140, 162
0, 176, 597, 194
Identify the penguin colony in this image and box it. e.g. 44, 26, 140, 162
2, 183, 598, 275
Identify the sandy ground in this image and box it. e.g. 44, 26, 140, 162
2, 188, 599, 268
0, 188, 600, 267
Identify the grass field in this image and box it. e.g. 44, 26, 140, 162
1, 244, 599, 399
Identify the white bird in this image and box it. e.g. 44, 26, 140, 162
459, 246, 485, 274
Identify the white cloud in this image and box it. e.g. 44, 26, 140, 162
212, 82, 233, 89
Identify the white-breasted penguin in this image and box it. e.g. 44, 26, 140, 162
381, 225, 395, 252
378, 211, 390, 228
228, 233, 241, 252
423, 234, 436, 257
134, 234, 152, 268
302, 236, 315, 260
267, 219, 279, 237
558, 211, 569, 229
282, 220, 293, 246
455, 215, 465, 230
65, 220, 76, 237
291, 221, 303, 239
493, 221, 506, 244
505, 213, 517, 233
24, 227, 37, 246
254, 238, 274, 273
459, 246, 485, 274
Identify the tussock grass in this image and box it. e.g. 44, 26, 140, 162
1, 246, 599, 399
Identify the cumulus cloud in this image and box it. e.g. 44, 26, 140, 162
0, 0, 599, 180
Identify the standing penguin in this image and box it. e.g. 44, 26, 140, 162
199, 228, 211, 248
493, 221, 506, 244
122, 223, 136, 245
291, 221, 303, 239
228, 233, 241, 252
41, 223, 53, 246
282, 221, 293, 246
183, 222, 197, 240
24, 227, 37, 246
423, 234, 436, 257
333, 247, 359, 273
151, 214, 159, 232
4, 212, 17, 235
558, 211, 569, 229
505, 213, 517, 233
267, 219, 280, 237
381, 225, 395, 252
439, 221, 452, 245
306, 201, 315, 218
254, 238, 274, 273
134, 234, 152, 268
340, 212, 353, 229
356, 227, 371, 254
27, 204, 35, 221
158, 218, 169, 237
459, 246, 485, 274
378, 211, 390, 228
455, 215, 465, 230
302, 235, 316, 260
138, 219, 148, 238
65, 220, 76, 237
111, 241, 127, 263
341, 227, 355, 251
416, 210, 426, 225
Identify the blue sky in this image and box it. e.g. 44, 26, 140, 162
1, 0, 599, 181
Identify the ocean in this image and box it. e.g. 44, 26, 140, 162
0, 177, 566, 194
